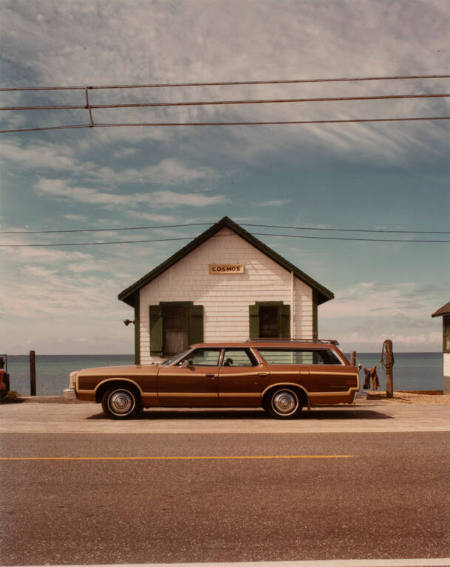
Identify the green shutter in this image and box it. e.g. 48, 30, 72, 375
280, 304, 291, 338
249, 304, 260, 338
189, 304, 204, 345
149, 305, 163, 355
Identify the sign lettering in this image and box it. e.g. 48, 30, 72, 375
209, 264, 245, 274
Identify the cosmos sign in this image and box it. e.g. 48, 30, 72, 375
209, 264, 245, 274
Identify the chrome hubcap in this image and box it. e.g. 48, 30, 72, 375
109, 390, 134, 414
272, 390, 298, 415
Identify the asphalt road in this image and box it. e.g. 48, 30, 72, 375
0, 431, 449, 566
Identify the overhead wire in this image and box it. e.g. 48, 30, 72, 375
1, 74, 449, 133
1, 222, 449, 235
2, 92, 450, 112
1, 116, 450, 134
1, 73, 449, 91
0, 233, 449, 247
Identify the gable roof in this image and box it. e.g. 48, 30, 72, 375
432, 301, 450, 318
118, 216, 334, 307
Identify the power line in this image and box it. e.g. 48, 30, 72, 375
1, 233, 449, 247
1, 222, 449, 235
2, 92, 450, 112
1, 115, 449, 134
0, 222, 213, 234
1, 74, 449, 91
254, 233, 450, 243
247, 224, 450, 235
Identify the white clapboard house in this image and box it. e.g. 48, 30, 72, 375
432, 301, 450, 393
119, 217, 334, 364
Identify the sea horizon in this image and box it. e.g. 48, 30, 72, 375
4, 352, 444, 397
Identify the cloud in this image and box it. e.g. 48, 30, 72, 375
319, 280, 449, 351
125, 211, 177, 223
1, 0, 448, 165
64, 214, 87, 222
0, 139, 84, 171
112, 148, 137, 159
90, 158, 217, 186
35, 177, 229, 209
0, 138, 218, 186
322, 281, 449, 318
258, 199, 291, 207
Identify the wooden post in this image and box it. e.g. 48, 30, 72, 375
29, 350, 36, 396
383, 340, 394, 398
351, 351, 356, 366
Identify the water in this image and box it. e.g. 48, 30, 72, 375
352, 352, 443, 391
6, 355, 134, 396
4, 352, 443, 396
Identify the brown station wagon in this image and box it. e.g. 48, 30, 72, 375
69, 340, 359, 420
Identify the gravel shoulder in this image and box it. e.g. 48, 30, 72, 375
366, 391, 450, 404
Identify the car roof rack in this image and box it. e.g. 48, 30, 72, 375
246, 338, 339, 345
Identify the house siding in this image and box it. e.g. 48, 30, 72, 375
444, 354, 450, 394
139, 227, 314, 365
444, 353, 450, 377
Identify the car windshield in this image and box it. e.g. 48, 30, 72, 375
160, 349, 192, 366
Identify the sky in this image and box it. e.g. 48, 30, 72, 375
0, 0, 449, 355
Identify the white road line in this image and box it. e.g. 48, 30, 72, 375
17, 558, 450, 567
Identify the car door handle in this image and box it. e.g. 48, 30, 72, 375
205, 374, 216, 378
258, 372, 269, 377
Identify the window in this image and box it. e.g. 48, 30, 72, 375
163, 304, 188, 355
183, 348, 221, 366
249, 302, 290, 339
222, 349, 258, 367
150, 302, 204, 356
258, 348, 342, 365
260, 306, 279, 338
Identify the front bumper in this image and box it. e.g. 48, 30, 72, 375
63, 388, 76, 400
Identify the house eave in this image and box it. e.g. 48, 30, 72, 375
118, 216, 334, 306
431, 301, 450, 318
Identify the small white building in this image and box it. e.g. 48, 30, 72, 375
119, 217, 334, 364
432, 301, 450, 394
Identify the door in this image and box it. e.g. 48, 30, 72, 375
218, 348, 263, 407
163, 304, 189, 356
157, 348, 221, 406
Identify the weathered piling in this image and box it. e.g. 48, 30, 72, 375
381, 339, 394, 398
29, 350, 36, 396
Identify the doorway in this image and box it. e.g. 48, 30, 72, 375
163, 304, 189, 355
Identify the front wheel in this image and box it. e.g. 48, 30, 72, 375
101, 386, 141, 419
265, 387, 303, 419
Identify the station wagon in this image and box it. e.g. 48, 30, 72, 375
68, 339, 359, 419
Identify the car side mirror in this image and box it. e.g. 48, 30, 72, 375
180, 359, 194, 368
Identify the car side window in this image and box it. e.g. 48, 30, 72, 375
183, 348, 221, 366
258, 348, 342, 365
221, 349, 257, 367
314, 349, 341, 364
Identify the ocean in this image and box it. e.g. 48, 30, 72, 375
4, 352, 443, 396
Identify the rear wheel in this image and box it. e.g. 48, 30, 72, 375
101, 385, 141, 419
265, 387, 303, 419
